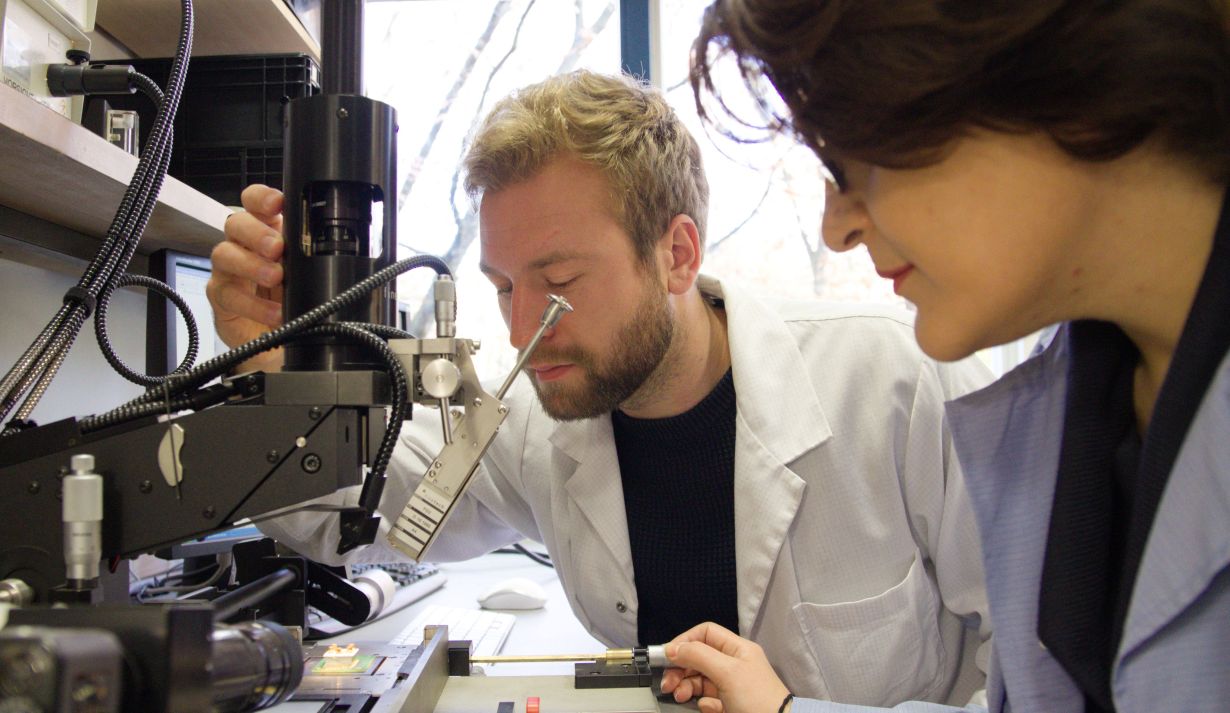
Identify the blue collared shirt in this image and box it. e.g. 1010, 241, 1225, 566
795, 324, 1230, 713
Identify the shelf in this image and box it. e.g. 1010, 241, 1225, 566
96, 0, 320, 64
0, 82, 230, 258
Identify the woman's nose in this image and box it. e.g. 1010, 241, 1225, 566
821, 182, 869, 253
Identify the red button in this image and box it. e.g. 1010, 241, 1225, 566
526, 697, 540, 713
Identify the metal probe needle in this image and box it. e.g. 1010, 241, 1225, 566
495, 294, 573, 400
469, 648, 636, 664
469, 645, 672, 667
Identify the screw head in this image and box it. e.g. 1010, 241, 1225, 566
139, 480, 153, 494
26, 481, 40, 494
301, 454, 322, 473
308, 407, 323, 420
337, 107, 349, 119
203, 506, 216, 519
266, 450, 280, 463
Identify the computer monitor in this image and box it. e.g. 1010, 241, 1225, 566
157, 523, 265, 560
145, 249, 230, 376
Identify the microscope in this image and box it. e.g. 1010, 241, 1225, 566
0, 1, 568, 710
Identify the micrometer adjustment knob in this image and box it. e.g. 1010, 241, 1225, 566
434, 275, 457, 338
420, 357, 462, 399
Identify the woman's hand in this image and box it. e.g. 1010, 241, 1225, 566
660, 621, 792, 713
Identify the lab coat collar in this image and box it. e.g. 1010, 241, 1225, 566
699, 275, 832, 465
700, 276, 821, 633
552, 414, 635, 577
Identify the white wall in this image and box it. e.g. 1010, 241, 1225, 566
0, 259, 146, 424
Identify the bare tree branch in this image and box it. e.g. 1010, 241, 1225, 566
708, 167, 777, 253
408, 0, 542, 337
407, 0, 616, 337
395, 0, 513, 216
780, 165, 828, 295
558, 1, 616, 73
450, 0, 541, 227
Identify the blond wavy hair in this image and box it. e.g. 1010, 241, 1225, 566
464, 70, 708, 263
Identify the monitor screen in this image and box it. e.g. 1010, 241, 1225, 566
159, 523, 265, 560
146, 250, 230, 376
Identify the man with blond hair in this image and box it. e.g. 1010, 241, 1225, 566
209, 70, 993, 707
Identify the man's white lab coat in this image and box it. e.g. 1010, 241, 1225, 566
261, 276, 993, 706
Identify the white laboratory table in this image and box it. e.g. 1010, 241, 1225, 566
269, 552, 692, 712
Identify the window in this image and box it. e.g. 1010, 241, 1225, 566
366, 0, 622, 380
656, 0, 1041, 376
656, 0, 902, 308
366, 0, 1039, 379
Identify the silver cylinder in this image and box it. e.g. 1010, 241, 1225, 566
646, 644, 673, 668
434, 275, 457, 338
62, 454, 103, 586
0, 578, 34, 605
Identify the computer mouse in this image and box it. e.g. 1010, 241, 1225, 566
476, 577, 548, 610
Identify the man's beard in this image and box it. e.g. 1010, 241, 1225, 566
528, 282, 675, 421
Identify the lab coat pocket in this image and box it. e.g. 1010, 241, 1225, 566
792, 553, 945, 706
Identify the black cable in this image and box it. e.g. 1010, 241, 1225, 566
338, 322, 416, 340
90, 68, 178, 316
109, 254, 449, 412
79, 320, 405, 432
83, 5, 191, 295
0, 0, 193, 428
76, 70, 180, 399
87, 73, 177, 386
94, 273, 201, 386
212, 567, 297, 622
130, 71, 164, 105
67, 5, 189, 333
6, 8, 187, 421
494, 543, 554, 568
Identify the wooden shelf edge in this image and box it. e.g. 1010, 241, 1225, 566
0, 83, 229, 258
96, 0, 321, 65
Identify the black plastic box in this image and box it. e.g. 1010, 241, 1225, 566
85, 53, 320, 205
171, 144, 285, 208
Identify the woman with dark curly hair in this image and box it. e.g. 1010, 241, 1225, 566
660, 2, 1230, 712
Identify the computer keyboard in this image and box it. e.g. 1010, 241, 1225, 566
391, 604, 515, 658
350, 561, 442, 589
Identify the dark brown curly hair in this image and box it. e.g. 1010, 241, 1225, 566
692, 0, 1230, 181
